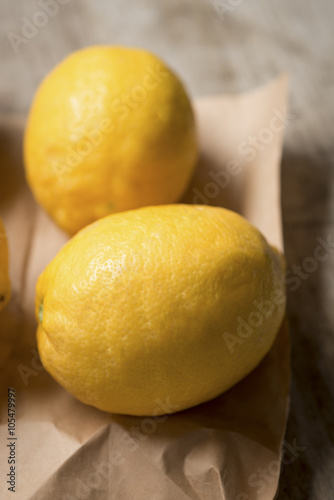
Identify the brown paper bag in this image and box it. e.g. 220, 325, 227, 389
0, 75, 290, 500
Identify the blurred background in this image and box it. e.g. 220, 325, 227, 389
1, 1, 334, 498
1, 0, 333, 156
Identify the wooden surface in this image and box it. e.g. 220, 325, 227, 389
0, 1, 333, 499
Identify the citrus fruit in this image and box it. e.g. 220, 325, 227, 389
0, 217, 11, 313
36, 205, 286, 416
24, 46, 198, 235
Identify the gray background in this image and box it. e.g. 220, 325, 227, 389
1, 1, 334, 498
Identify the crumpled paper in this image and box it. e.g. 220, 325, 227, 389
0, 75, 290, 500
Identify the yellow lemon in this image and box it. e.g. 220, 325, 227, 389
0, 217, 11, 313
24, 46, 198, 235
36, 205, 285, 416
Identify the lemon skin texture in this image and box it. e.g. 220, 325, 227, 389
0, 217, 11, 313
24, 46, 198, 235
36, 205, 286, 416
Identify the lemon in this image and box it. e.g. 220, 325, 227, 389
36, 205, 285, 416
0, 217, 11, 313
24, 46, 198, 235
